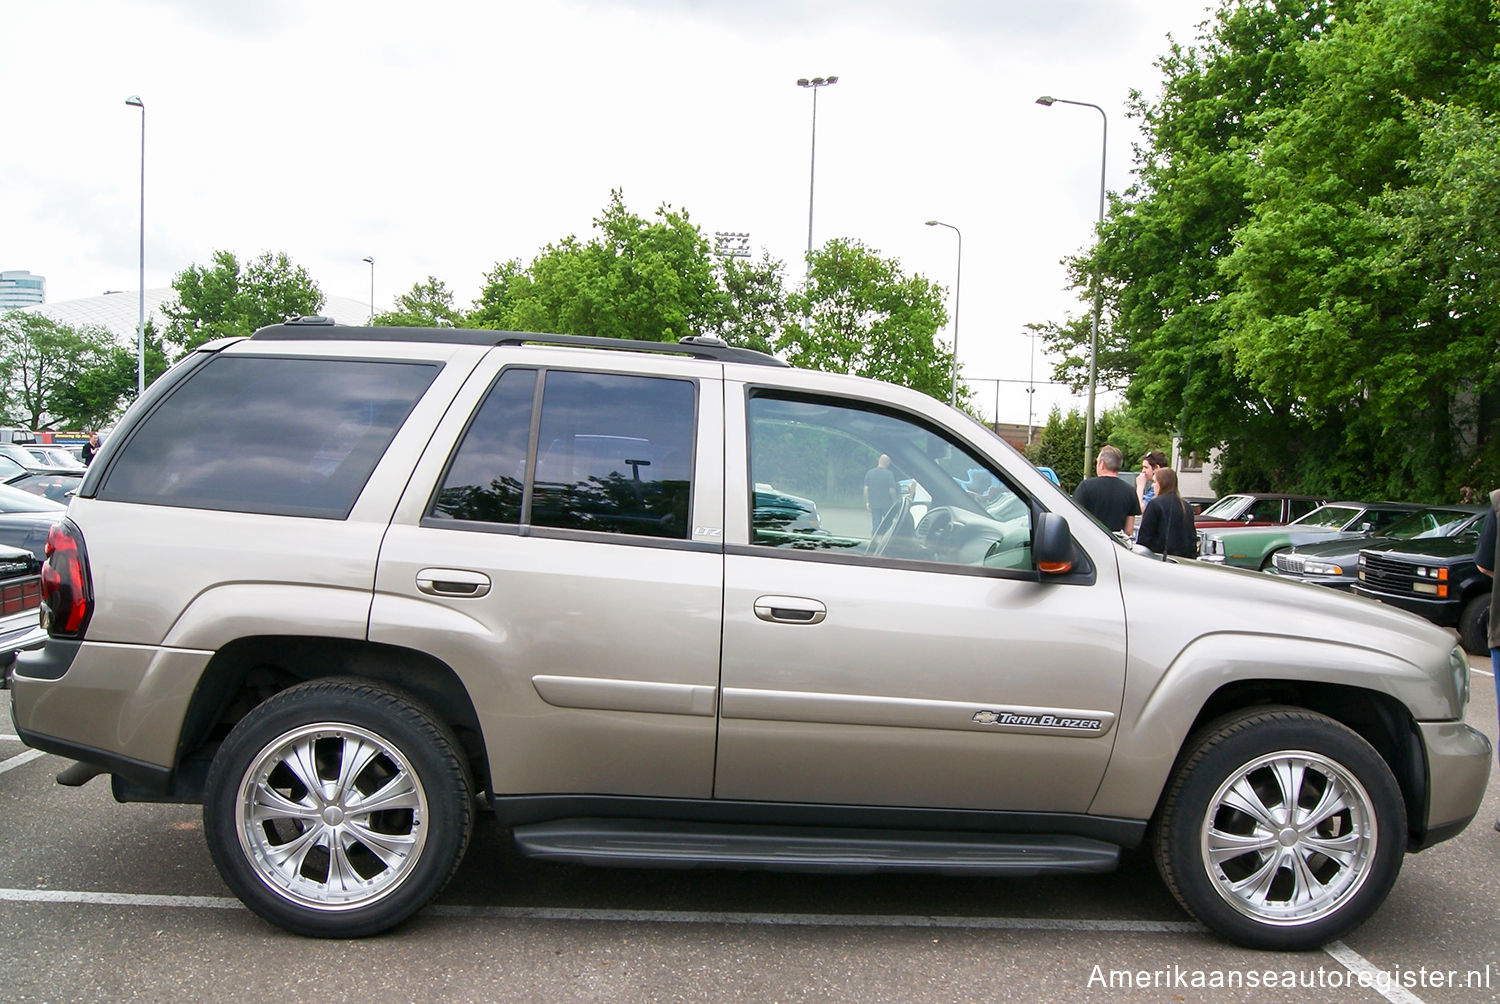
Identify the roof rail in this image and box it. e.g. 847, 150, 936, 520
250, 322, 788, 367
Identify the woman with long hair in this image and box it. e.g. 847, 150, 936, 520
1136, 466, 1197, 558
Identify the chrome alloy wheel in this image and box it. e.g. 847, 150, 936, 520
235, 722, 430, 911
1200, 750, 1377, 926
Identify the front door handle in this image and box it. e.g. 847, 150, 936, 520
753, 595, 827, 625
416, 568, 491, 598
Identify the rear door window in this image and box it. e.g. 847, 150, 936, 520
432, 369, 696, 541
97, 355, 438, 518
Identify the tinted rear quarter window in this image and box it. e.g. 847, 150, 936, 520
97, 355, 439, 518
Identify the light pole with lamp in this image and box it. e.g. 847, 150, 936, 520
924, 220, 962, 407
125, 95, 145, 397
796, 76, 837, 276
1036, 94, 1107, 473
362, 256, 375, 324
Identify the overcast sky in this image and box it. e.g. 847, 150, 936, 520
2, 0, 1214, 425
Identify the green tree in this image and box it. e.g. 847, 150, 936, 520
780, 239, 959, 403
0, 313, 121, 430
46, 318, 170, 429
162, 250, 324, 353
471, 190, 722, 341
709, 251, 786, 355
373, 276, 466, 328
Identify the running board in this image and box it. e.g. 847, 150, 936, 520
511, 819, 1120, 876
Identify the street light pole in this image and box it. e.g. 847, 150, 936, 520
125, 95, 145, 397
1026, 328, 1042, 445
796, 76, 838, 277
1036, 95, 1107, 473
925, 220, 963, 407
362, 256, 375, 324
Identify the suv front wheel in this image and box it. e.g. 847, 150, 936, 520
203, 678, 473, 937
1152, 708, 1406, 951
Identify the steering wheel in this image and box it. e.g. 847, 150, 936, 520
915, 506, 954, 552
867, 493, 913, 555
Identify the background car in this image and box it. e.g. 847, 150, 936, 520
4, 469, 84, 504
21, 445, 85, 469
1198, 501, 1424, 570
1267, 505, 1484, 591
0, 483, 65, 559
1193, 491, 1326, 530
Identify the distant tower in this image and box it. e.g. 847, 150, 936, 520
0, 270, 46, 309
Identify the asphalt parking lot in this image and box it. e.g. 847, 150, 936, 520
2, 663, 1497, 1004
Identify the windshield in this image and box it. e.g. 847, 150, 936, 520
0, 482, 65, 513
1382, 508, 1476, 540
1197, 494, 1248, 518
1291, 505, 1359, 529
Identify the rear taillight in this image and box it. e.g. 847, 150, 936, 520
41, 519, 92, 637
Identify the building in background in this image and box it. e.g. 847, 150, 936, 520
0, 270, 46, 309
20, 289, 370, 340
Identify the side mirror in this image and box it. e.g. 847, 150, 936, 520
1034, 512, 1074, 575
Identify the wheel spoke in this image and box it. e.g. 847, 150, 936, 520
263, 821, 325, 873
1286, 846, 1326, 908
349, 771, 421, 816
1270, 758, 1306, 817
345, 820, 418, 868
326, 833, 364, 895
281, 737, 327, 805
1221, 777, 1283, 830
1297, 776, 1353, 831
1205, 825, 1277, 864
1227, 848, 1285, 905
249, 782, 320, 824
1301, 830, 1364, 868
332, 736, 383, 804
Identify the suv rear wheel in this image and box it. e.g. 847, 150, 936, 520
1152, 708, 1405, 951
203, 678, 473, 937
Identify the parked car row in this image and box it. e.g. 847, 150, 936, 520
1193, 493, 1493, 656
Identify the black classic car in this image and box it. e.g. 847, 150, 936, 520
1353, 515, 1491, 654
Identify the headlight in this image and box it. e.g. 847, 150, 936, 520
1450, 645, 1471, 710
1303, 560, 1344, 576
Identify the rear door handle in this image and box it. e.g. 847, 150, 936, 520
753, 595, 826, 625
416, 568, 491, 598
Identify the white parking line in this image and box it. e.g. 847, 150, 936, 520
0, 749, 43, 776
0, 733, 21, 741
0, 886, 1429, 1001
1472, 667, 1494, 678
1325, 941, 1428, 1004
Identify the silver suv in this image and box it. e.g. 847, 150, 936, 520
5, 321, 1491, 949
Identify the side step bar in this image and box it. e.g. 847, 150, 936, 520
512, 818, 1120, 876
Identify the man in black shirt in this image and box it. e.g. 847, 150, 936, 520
864, 454, 899, 532
1073, 445, 1140, 535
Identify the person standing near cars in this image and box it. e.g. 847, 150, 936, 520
864, 454, 899, 532
1073, 445, 1140, 536
80, 431, 101, 466
1136, 466, 1198, 558
1473, 488, 1500, 832
1136, 450, 1168, 510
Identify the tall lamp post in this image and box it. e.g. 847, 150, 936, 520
796, 75, 838, 277
362, 256, 375, 324
924, 220, 962, 407
1036, 94, 1107, 472
1025, 327, 1043, 445
125, 95, 145, 397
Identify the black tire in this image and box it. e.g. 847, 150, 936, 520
1458, 593, 1490, 657
1151, 708, 1406, 951
203, 677, 473, 937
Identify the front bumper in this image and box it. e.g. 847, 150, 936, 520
1351, 585, 1462, 628
1263, 568, 1356, 590
1412, 720, 1493, 850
